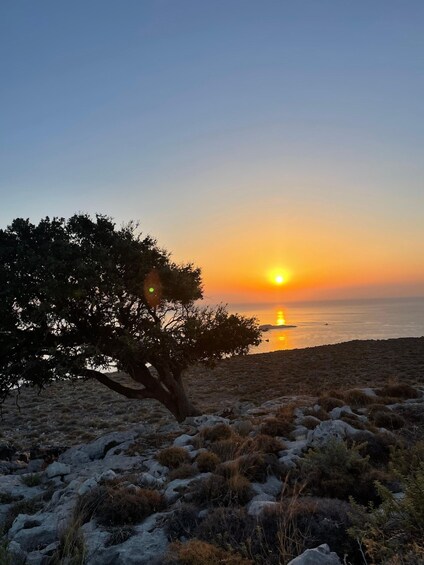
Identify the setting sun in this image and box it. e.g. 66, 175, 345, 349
275, 275, 285, 285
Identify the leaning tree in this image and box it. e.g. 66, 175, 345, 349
0, 214, 261, 421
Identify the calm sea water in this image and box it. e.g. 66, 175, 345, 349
228, 297, 424, 354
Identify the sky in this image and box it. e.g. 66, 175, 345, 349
1, 1, 423, 304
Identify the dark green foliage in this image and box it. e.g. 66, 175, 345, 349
300, 439, 382, 503
0, 214, 261, 420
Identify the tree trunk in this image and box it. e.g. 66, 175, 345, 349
165, 380, 201, 422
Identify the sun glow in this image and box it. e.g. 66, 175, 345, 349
275, 275, 285, 285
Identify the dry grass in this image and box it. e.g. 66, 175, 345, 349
157, 447, 191, 469
1, 337, 423, 449
196, 451, 220, 473
166, 539, 253, 565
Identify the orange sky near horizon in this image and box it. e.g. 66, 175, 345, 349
162, 184, 424, 304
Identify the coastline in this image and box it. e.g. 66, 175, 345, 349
1, 337, 423, 449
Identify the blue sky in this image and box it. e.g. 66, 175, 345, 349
1, 1, 423, 301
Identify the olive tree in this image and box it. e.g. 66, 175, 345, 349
0, 214, 261, 421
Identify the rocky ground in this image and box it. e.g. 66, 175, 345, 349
1, 378, 424, 564
1, 337, 424, 564
1, 337, 423, 449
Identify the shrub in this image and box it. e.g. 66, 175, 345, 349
201, 424, 233, 442
169, 464, 197, 481
50, 518, 86, 565
238, 434, 285, 455
105, 526, 136, 547
196, 507, 253, 551
348, 431, 397, 467
342, 389, 375, 407
196, 451, 220, 473
300, 439, 380, 503
166, 503, 201, 540
76, 485, 164, 526
390, 441, 424, 478
303, 407, 330, 421
237, 453, 281, 483
233, 420, 253, 437
260, 417, 293, 437
340, 413, 368, 430
210, 438, 242, 462
369, 410, 405, 430
349, 463, 424, 562
300, 416, 321, 430
157, 447, 191, 469
20, 473, 42, 487
318, 396, 345, 411
190, 473, 253, 507
377, 384, 420, 400
166, 539, 253, 565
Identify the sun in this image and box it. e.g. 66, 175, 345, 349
275, 274, 285, 285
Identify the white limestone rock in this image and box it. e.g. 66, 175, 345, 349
307, 420, 358, 447
287, 543, 341, 564
247, 500, 279, 517
173, 434, 193, 447
46, 462, 71, 478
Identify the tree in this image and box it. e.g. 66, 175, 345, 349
0, 214, 261, 421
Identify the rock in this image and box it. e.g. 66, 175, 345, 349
361, 387, 377, 398
287, 543, 341, 564
328, 406, 353, 420
291, 426, 308, 440
185, 414, 230, 429
247, 500, 279, 517
144, 460, 168, 478
78, 477, 98, 496
279, 454, 298, 470
6, 541, 26, 564
281, 439, 308, 456
8, 512, 58, 552
252, 475, 282, 498
173, 434, 193, 447
84, 518, 168, 565
164, 478, 195, 503
99, 469, 117, 482
249, 493, 276, 504
0, 474, 44, 501
138, 472, 164, 489
59, 429, 141, 466
307, 420, 358, 447
26, 459, 44, 474
46, 461, 71, 478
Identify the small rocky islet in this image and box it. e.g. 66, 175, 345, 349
1, 379, 424, 564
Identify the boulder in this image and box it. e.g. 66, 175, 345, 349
8, 512, 58, 552
84, 516, 168, 565
287, 544, 341, 564
173, 434, 193, 447
46, 462, 71, 478
307, 420, 357, 447
247, 499, 279, 517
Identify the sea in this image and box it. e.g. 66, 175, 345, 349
228, 297, 424, 354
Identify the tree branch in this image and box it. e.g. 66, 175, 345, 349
82, 369, 153, 400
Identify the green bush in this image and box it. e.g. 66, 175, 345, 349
300, 439, 380, 503
349, 464, 424, 562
